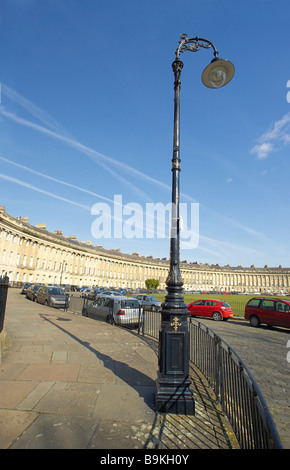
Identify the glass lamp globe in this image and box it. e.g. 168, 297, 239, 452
201, 57, 235, 89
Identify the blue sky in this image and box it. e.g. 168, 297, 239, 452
0, 0, 290, 268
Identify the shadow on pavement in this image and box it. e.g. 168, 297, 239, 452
39, 313, 155, 411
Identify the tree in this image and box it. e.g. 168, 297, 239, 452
145, 278, 160, 290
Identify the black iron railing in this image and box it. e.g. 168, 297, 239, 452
139, 308, 283, 449
0, 275, 9, 333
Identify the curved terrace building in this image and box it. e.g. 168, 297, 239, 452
0, 206, 289, 294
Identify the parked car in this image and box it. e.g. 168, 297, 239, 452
21, 282, 33, 294
133, 295, 162, 311
80, 286, 89, 292
81, 287, 92, 298
70, 285, 81, 292
26, 284, 41, 301
87, 288, 102, 301
60, 284, 71, 292
187, 299, 234, 321
36, 286, 69, 309
83, 295, 141, 326
244, 297, 290, 328
93, 291, 124, 303
101, 290, 122, 296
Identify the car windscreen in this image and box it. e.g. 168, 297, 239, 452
221, 302, 231, 307
48, 288, 65, 295
148, 296, 159, 302
121, 300, 140, 308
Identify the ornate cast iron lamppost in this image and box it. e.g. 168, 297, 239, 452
155, 35, 235, 414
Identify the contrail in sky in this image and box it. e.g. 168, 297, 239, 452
1, 83, 69, 135
0, 172, 91, 211
0, 154, 121, 205
0, 105, 175, 198
0, 84, 270, 250
0, 82, 195, 202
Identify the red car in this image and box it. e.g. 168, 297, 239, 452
187, 299, 234, 321
245, 297, 290, 328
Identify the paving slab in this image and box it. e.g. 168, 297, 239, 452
17, 364, 80, 382
0, 409, 39, 449
0, 380, 39, 408
10, 414, 99, 449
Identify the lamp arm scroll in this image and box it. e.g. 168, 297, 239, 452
175, 34, 219, 60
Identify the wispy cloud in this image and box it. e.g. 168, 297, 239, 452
251, 142, 274, 160
250, 112, 290, 159
200, 233, 265, 258
0, 155, 167, 234
0, 105, 173, 199
0, 155, 116, 205
0, 172, 91, 211
1, 83, 69, 136
0, 84, 272, 253
0, 83, 196, 202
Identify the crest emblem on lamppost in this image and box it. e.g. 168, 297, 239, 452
170, 316, 182, 331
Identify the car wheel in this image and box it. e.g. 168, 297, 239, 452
250, 315, 260, 327
212, 311, 223, 321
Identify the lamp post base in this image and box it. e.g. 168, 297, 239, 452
154, 309, 195, 415
155, 373, 195, 415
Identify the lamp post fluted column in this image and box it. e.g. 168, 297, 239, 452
155, 55, 194, 415
155, 35, 234, 415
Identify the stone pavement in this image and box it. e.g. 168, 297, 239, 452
0, 288, 239, 450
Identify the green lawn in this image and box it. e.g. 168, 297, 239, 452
149, 293, 290, 317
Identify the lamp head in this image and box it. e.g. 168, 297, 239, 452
201, 57, 235, 89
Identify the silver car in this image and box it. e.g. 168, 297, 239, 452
84, 295, 141, 326
133, 294, 161, 311
36, 286, 69, 309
